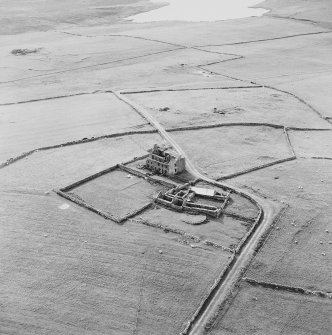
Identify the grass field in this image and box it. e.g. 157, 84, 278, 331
210, 281, 332, 335
0, 133, 164, 191
127, 87, 327, 129
0, 192, 232, 335
204, 32, 332, 87
139, 206, 250, 250
0, 93, 152, 163
0, 48, 233, 105
229, 159, 332, 291
0, 33, 175, 83
90, 15, 325, 47
204, 31, 332, 121
289, 130, 332, 158
247, 205, 332, 292
224, 192, 260, 220
68, 168, 168, 221
172, 126, 293, 179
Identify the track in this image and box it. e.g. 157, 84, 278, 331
114, 91, 279, 335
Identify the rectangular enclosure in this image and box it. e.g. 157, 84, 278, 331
61, 167, 169, 222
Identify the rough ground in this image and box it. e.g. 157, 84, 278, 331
1, 1, 331, 334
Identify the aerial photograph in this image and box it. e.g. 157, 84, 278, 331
0, 0, 331, 334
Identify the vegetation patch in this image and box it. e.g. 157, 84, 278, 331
11, 48, 41, 55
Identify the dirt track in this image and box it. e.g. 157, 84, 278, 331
115, 91, 281, 334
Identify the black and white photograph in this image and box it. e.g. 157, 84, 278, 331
0, 1, 331, 334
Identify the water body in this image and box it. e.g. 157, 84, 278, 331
127, 0, 268, 23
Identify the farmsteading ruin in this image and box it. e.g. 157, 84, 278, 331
156, 183, 230, 218
146, 144, 185, 176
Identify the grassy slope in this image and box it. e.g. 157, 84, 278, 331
0, 192, 231, 335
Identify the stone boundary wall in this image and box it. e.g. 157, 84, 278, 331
177, 177, 271, 334
180, 179, 264, 334
204, 240, 234, 253
235, 206, 263, 254
121, 85, 261, 95
252, 205, 289, 255
310, 156, 332, 160
244, 278, 332, 299
56, 189, 120, 222
223, 211, 256, 223
217, 156, 296, 181
134, 218, 201, 243
167, 122, 284, 133
55, 155, 163, 223
118, 164, 177, 188
203, 288, 237, 332
166, 123, 331, 133
0, 91, 93, 106
119, 203, 154, 223
61, 165, 119, 192
0, 129, 157, 169
180, 253, 236, 335
284, 127, 296, 156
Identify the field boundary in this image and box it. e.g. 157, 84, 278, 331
284, 127, 296, 156
253, 205, 288, 255
180, 254, 236, 335
54, 155, 171, 223
166, 123, 331, 133
133, 218, 201, 243
244, 278, 332, 299
217, 156, 296, 181
194, 30, 331, 48
121, 85, 262, 95
0, 129, 157, 169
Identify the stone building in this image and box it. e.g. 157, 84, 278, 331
155, 183, 230, 218
146, 144, 185, 176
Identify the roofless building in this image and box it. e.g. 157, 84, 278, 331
146, 144, 185, 176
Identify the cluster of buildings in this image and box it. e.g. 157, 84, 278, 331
145, 145, 230, 218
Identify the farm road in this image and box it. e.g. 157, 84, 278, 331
115, 91, 280, 335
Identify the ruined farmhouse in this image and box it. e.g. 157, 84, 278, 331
146, 144, 185, 176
